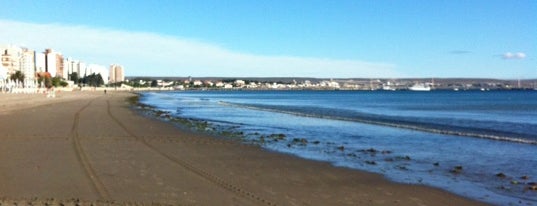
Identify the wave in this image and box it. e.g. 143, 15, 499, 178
218, 101, 537, 145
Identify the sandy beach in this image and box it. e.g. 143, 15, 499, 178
0, 91, 489, 205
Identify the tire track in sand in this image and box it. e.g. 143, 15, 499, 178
106, 100, 276, 206
71, 98, 110, 199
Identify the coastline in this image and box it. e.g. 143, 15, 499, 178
0, 91, 489, 205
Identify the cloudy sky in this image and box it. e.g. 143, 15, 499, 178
0, 0, 535, 78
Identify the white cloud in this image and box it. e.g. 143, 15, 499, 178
502, 52, 527, 60
0, 19, 400, 78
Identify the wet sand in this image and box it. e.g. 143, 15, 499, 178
0, 91, 489, 205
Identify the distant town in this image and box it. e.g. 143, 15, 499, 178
2, 44, 536, 93
123, 77, 537, 91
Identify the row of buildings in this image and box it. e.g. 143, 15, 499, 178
0, 44, 125, 85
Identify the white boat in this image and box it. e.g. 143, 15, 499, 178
408, 83, 431, 91
382, 85, 397, 91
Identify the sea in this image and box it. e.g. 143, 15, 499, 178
139, 90, 537, 205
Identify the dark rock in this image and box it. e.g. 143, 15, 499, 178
528, 185, 537, 191
450, 166, 463, 174
365, 161, 377, 165
312, 141, 321, 144
496, 173, 507, 178
292, 138, 308, 145
270, 133, 287, 140
364, 148, 378, 153
520, 175, 530, 180
337, 146, 345, 151
381, 150, 392, 154
433, 162, 440, 166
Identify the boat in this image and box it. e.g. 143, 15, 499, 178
382, 85, 397, 91
408, 83, 431, 91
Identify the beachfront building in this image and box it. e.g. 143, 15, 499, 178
44, 49, 64, 78
35, 52, 46, 73
20, 48, 36, 81
64, 57, 74, 79
109, 64, 124, 83
0, 44, 22, 76
64, 58, 84, 80
77, 61, 86, 77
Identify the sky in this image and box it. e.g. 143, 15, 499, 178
0, 0, 535, 78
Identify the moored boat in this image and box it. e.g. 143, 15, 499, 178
408, 83, 431, 91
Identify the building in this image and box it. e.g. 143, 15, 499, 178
78, 61, 86, 77
20, 48, 36, 81
109, 64, 124, 83
35, 52, 46, 73
0, 45, 22, 76
64, 57, 73, 79
44, 49, 61, 77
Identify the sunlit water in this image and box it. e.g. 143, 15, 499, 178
140, 90, 537, 205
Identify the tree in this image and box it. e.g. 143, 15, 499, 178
151, 80, 158, 87
96, 74, 104, 86
80, 73, 105, 87
36, 72, 52, 88
10, 71, 25, 86
70, 72, 79, 83
51, 77, 62, 87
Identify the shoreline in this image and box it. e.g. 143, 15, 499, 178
132, 92, 496, 205
0, 91, 490, 205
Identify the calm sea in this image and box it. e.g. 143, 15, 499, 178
140, 90, 537, 205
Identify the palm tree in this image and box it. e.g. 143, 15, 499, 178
10, 71, 25, 86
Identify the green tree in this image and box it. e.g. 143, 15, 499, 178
51, 77, 62, 87
10, 71, 25, 86
151, 80, 158, 87
80, 73, 105, 87
70, 72, 79, 83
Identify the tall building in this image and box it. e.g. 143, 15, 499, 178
64, 57, 81, 80
20, 48, 36, 81
78, 61, 86, 77
0, 45, 22, 76
35, 52, 46, 73
44, 48, 64, 78
109, 64, 125, 83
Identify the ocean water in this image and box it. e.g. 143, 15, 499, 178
140, 90, 537, 205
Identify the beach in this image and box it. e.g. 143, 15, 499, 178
0, 91, 489, 205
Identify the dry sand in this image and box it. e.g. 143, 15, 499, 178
0, 91, 490, 205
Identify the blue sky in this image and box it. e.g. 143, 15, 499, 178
0, 0, 535, 78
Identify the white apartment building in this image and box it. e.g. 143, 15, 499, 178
109, 64, 125, 83
20, 48, 36, 80
0, 45, 37, 82
35, 52, 46, 73
44, 49, 58, 77
0, 44, 22, 76
78, 61, 86, 77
